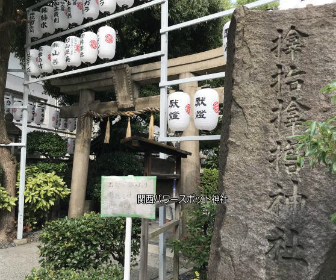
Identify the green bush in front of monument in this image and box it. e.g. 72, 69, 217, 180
25, 265, 123, 280
38, 212, 141, 270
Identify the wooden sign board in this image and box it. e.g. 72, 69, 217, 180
101, 176, 156, 219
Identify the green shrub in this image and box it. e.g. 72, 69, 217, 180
0, 185, 17, 211
38, 212, 141, 270
27, 131, 67, 158
32, 162, 68, 176
25, 265, 123, 280
17, 166, 70, 227
169, 168, 219, 280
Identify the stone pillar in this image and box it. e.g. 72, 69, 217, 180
68, 90, 95, 218
208, 5, 336, 280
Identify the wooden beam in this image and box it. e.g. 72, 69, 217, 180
51, 47, 225, 94
149, 220, 179, 239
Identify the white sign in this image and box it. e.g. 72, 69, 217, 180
101, 176, 156, 219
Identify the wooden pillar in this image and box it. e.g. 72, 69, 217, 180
179, 73, 200, 236
68, 90, 95, 218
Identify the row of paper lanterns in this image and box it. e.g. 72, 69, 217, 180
167, 87, 220, 132
4, 96, 77, 131
51, 110, 77, 132
5, 96, 46, 125
28, 0, 134, 39
26, 26, 116, 76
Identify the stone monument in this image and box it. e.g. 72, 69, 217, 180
208, 4, 336, 280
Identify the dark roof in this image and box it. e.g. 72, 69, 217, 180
120, 136, 191, 158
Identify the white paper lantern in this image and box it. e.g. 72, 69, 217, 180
26, 49, 41, 77
34, 103, 46, 125
51, 110, 60, 129
99, 0, 117, 14
80, 31, 98, 64
28, 11, 42, 39
65, 36, 81, 67
13, 99, 23, 122
4, 96, 13, 115
83, 0, 99, 20
51, 41, 67, 71
194, 87, 219, 131
116, 0, 134, 8
67, 0, 84, 26
40, 6, 55, 35
59, 118, 68, 130
97, 26, 116, 60
54, 0, 69, 30
167, 90, 190, 132
67, 118, 77, 132
67, 138, 75, 154
28, 102, 35, 123
37, 46, 53, 74
222, 21, 230, 62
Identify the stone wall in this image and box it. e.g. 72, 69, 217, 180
208, 4, 336, 280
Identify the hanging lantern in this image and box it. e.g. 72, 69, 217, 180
28, 11, 42, 39
13, 99, 23, 122
28, 102, 35, 123
4, 96, 13, 115
67, 138, 75, 154
37, 46, 53, 74
222, 21, 230, 62
54, 0, 69, 30
83, 0, 99, 20
65, 36, 81, 67
59, 118, 68, 130
67, 0, 84, 26
34, 103, 46, 125
116, 0, 134, 8
40, 6, 55, 36
51, 41, 67, 71
99, 0, 117, 14
26, 49, 41, 77
67, 118, 77, 132
80, 31, 98, 64
51, 110, 60, 129
97, 26, 116, 60
167, 90, 190, 132
193, 87, 219, 131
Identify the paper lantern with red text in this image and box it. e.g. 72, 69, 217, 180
167, 90, 190, 132
193, 87, 219, 131
97, 26, 116, 60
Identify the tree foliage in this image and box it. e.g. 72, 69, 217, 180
291, 80, 336, 223
27, 131, 67, 158
0, 185, 17, 211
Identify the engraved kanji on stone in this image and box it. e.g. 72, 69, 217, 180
266, 227, 307, 266
271, 26, 309, 62
268, 181, 307, 215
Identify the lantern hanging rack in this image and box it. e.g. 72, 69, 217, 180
24, 50, 163, 85
25, 0, 165, 48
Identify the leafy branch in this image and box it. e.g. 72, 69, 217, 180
290, 80, 336, 223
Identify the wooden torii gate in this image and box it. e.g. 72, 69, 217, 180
52, 47, 225, 218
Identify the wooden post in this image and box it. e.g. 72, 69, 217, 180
139, 151, 151, 280
68, 89, 95, 218
179, 73, 200, 236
